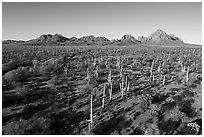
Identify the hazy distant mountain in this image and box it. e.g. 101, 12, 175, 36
78, 35, 110, 44
2, 40, 25, 44
2, 29, 200, 46
112, 34, 141, 46
138, 29, 184, 45
25, 34, 69, 44
20, 34, 111, 46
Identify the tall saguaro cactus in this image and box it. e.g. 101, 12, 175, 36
102, 83, 106, 108
90, 94, 93, 128
162, 75, 166, 85
86, 68, 91, 85
152, 74, 155, 82
119, 66, 125, 98
186, 66, 189, 82
178, 57, 181, 65
157, 63, 161, 73
120, 66, 123, 78
87, 94, 93, 132
125, 76, 128, 92
120, 76, 124, 98
108, 70, 112, 100
93, 57, 96, 67
127, 81, 130, 92
150, 60, 154, 77
117, 56, 120, 69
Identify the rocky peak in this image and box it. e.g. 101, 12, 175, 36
121, 34, 135, 41
150, 29, 168, 39
138, 29, 183, 44
80, 35, 95, 42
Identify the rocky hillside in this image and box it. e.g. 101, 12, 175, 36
138, 29, 184, 45
111, 35, 141, 46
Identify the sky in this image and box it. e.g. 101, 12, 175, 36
2, 2, 202, 44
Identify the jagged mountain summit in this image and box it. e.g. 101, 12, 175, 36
3, 29, 198, 46
138, 29, 183, 45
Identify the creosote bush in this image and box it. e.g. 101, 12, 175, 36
3, 117, 50, 135
3, 67, 31, 83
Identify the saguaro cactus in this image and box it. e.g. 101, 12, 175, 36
186, 66, 189, 82
90, 94, 93, 127
178, 57, 181, 65
150, 60, 154, 77
181, 65, 186, 73
86, 68, 91, 85
125, 76, 128, 92
93, 57, 96, 67
162, 75, 166, 85
120, 66, 123, 78
127, 81, 130, 92
87, 94, 93, 131
64, 64, 69, 75
119, 66, 125, 98
102, 83, 106, 108
85, 59, 87, 65
157, 64, 161, 73
117, 56, 120, 69
108, 70, 112, 100
94, 66, 99, 78
167, 54, 170, 61
120, 76, 124, 98
152, 74, 155, 82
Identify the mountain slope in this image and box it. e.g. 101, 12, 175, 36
111, 34, 141, 46
138, 29, 184, 45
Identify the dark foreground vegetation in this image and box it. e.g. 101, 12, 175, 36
2, 45, 202, 135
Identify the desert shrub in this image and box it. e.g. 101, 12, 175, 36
2, 117, 50, 135
53, 63, 64, 75
32, 59, 40, 67
14, 67, 31, 82
50, 76, 59, 90
39, 59, 55, 74
38, 57, 65, 75
3, 67, 31, 83
178, 99, 197, 118
2, 60, 19, 74
2, 59, 33, 75
14, 86, 30, 96
3, 119, 29, 135
2, 77, 14, 90
180, 90, 195, 98
3, 70, 16, 82
38, 65, 50, 75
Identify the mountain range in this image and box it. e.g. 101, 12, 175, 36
2, 29, 200, 46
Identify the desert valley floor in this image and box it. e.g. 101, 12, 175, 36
2, 45, 202, 135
